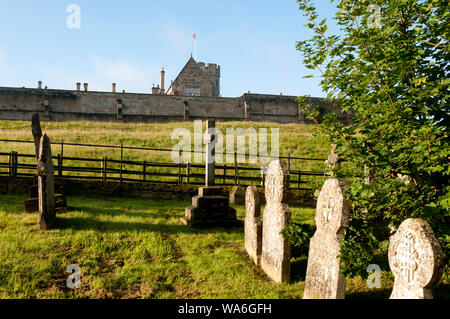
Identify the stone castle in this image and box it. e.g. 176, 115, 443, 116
0, 56, 351, 124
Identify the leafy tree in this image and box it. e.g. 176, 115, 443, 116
296, 0, 449, 278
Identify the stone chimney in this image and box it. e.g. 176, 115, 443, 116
38, 81, 42, 89
76, 83, 81, 91
83, 83, 88, 92
160, 67, 165, 94
112, 83, 116, 93
151, 83, 159, 94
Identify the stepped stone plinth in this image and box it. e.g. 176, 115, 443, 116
181, 186, 241, 228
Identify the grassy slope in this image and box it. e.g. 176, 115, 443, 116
0, 120, 331, 187
0, 120, 330, 168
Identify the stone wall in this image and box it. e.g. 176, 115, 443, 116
0, 86, 352, 124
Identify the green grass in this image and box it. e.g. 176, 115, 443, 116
1, 194, 448, 299
0, 120, 331, 186
0, 194, 311, 298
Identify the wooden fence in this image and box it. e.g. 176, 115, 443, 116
0, 139, 329, 190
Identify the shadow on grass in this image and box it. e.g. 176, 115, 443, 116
434, 283, 450, 299
346, 288, 391, 299
55, 209, 244, 236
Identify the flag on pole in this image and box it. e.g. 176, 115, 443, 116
193, 33, 197, 61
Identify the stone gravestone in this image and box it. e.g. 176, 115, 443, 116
24, 113, 43, 212
230, 186, 246, 205
24, 113, 67, 212
389, 218, 443, 299
37, 133, 56, 230
181, 120, 240, 227
31, 113, 42, 161
260, 160, 291, 283
245, 185, 262, 266
303, 178, 350, 299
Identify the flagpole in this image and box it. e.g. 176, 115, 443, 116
195, 37, 197, 61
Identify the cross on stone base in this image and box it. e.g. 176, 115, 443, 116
181, 119, 241, 228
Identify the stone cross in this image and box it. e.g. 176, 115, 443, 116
260, 160, 291, 283
245, 185, 262, 266
389, 218, 443, 299
204, 119, 216, 186
303, 178, 350, 299
31, 113, 42, 162
37, 133, 56, 230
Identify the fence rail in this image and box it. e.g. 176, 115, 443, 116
0, 139, 330, 190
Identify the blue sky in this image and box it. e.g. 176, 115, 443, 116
0, 1, 339, 97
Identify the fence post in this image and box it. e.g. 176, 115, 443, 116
186, 162, 190, 185
261, 166, 266, 188
57, 154, 63, 176
297, 170, 301, 189
120, 142, 123, 183
8, 151, 12, 177
15, 152, 18, 176
178, 149, 182, 185
223, 164, 227, 185
288, 153, 291, 173
234, 152, 238, 185
10, 151, 18, 177
143, 160, 146, 181
102, 156, 107, 181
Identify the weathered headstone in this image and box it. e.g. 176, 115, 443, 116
37, 133, 56, 230
260, 160, 291, 283
31, 113, 42, 161
303, 178, 350, 299
245, 185, 262, 266
389, 218, 443, 299
25, 113, 67, 213
230, 186, 246, 205
24, 113, 43, 212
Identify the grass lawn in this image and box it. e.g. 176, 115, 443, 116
3, 193, 447, 300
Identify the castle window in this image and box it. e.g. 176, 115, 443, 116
186, 87, 200, 96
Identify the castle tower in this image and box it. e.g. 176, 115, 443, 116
199, 63, 220, 97
166, 56, 221, 97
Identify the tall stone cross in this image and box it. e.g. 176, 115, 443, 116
37, 133, 56, 230
204, 119, 216, 186
31, 113, 42, 162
